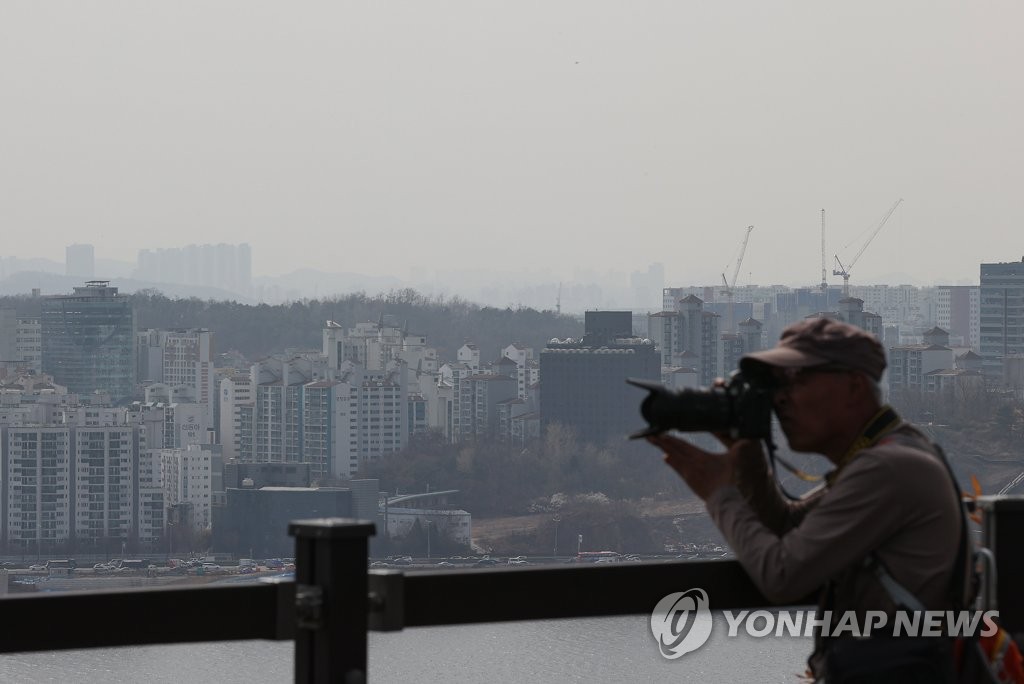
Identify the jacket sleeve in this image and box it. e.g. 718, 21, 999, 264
707, 451, 906, 604
733, 444, 825, 535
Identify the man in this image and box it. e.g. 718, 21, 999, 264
647, 318, 963, 682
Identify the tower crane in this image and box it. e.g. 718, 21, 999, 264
721, 225, 754, 333
820, 209, 827, 294
832, 198, 903, 297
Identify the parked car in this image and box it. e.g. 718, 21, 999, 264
473, 558, 500, 567
28, 564, 47, 571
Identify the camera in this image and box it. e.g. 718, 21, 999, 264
627, 372, 773, 440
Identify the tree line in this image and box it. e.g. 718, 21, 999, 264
358, 426, 689, 555
2, 288, 583, 363
358, 426, 689, 519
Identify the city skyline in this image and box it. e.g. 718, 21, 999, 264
2, 3, 1022, 289
0, 244, 1000, 315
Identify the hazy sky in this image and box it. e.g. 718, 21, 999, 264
2, 2, 1021, 288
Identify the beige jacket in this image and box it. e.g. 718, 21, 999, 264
706, 421, 961, 618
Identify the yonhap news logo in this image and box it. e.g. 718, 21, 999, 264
649, 588, 713, 659
649, 588, 1001, 660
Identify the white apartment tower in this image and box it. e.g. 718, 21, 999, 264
936, 286, 981, 350
331, 361, 409, 477
137, 329, 215, 425
249, 353, 332, 464
73, 426, 135, 545
219, 374, 254, 460
502, 344, 538, 400
160, 444, 214, 531
3, 427, 74, 551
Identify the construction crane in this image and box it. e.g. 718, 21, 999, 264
720, 225, 754, 333
832, 198, 903, 297
820, 209, 827, 294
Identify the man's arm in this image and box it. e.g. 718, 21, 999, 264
706, 454, 905, 604
732, 440, 824, 535
650, 433, 821, 535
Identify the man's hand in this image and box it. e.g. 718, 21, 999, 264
647, 434, 757, 501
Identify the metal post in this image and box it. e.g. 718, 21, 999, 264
289, 518, 375, 684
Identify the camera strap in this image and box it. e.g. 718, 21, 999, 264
767, 406, 901, 494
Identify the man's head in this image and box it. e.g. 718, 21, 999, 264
739, 318, 886, 459
740, 318, 886, 384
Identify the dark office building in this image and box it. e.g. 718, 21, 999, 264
540, 334, 660, 444
223, 461, 312, 489
41, 281, 136, 404
213, 486, 352, 558
583, 310, 633, 345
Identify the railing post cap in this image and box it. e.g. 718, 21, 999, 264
977, 495, 1024, 512
288, 518, 377, 539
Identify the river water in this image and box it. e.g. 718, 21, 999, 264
0, 614, 811, 683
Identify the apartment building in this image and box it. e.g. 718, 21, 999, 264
135, 243, 252, 297
936, 286, 980, 350
73, 426, 135, 546
65, 243, 95, 279
218, 373, 254, 460
647, 296, 721, 386
2, 427, 74, 552
1, 423, 143, 553
137, 328, 215, 424
331, 362, 409, 478
249, 353, 328, 464
160, 444, 216, 531
501, 344, 538, 400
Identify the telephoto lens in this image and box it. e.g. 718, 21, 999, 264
627, 374, 773, 440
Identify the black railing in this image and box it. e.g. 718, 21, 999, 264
2, 495, 1021, 683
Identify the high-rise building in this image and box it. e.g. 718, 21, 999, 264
219, 373, 254, 461
980, 260, 1024, 380
41, 282, 136, 405
540, 333, 660, 444
137, 328, 215, 424
647, 296, 721, 385
936, 286, 980, 350
1, 423, 145, 553
0, 310, 41, 375
3, 427, 74, 551
135, 243, 252, 297
65, 244, 95, 279
160, 444, 217, 531
329, 362, 409, 478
